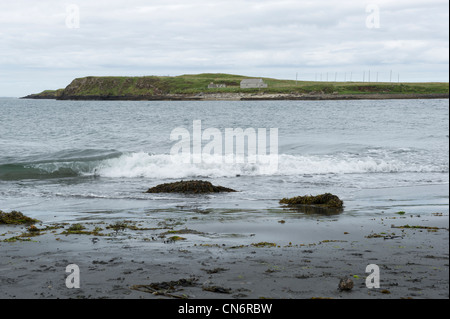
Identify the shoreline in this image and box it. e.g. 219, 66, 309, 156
21, 92, 449, 101
1, 208, 448, 299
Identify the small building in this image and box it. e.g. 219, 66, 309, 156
240, 79, 268, 89
208, 82, 226, 89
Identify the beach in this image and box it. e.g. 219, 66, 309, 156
0, 201, 448, 299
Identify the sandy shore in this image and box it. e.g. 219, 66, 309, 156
0, 209, 448, 300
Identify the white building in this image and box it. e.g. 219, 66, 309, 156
240, 79, 268, 89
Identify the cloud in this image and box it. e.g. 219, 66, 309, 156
0, 0, 448, 96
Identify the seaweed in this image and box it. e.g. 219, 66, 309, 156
279, 193, 344, 209
161, 228, 204, 236
61, 223, 105, 236
145, 180, 237, 194
166, 236, 187, 242
27, 225, 41, 233
2, 236, 32, 242
366, 232, 403, 240
251, 242, 277, 248
202, 285, 232, 294
131, 277, 198, 299
68, 223, 85, 231
106, 221, 128, 232
0, 210, 39, 225
392, 225, 446, 230
106, 220, 158, 231
19, 225, 44, 238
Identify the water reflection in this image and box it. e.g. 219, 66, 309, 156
282, 205, 343, 216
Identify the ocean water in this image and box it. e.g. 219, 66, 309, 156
0, 98, 448, 225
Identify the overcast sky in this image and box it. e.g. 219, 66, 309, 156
0, 0, 448, 97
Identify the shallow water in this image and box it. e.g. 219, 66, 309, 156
0, 98, 448, 224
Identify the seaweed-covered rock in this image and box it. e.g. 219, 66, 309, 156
0, 210, 39, 225
279, 193, 343, 209
338, 278, 354, 291
145, 180, 237, 194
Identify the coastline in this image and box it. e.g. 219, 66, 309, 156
1, 207, 448, 299
22, 92, 449, 101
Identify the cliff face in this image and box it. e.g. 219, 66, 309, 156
22, 76, 175, 100
59, 76, 168, 99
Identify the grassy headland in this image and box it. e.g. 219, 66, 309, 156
23, 73, 449, 100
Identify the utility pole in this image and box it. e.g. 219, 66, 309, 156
363, 71, 365, 83
390, 70, 392, 83
335, 72, 337, 82
296, 72, 298, 85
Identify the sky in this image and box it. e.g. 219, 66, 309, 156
0, 0, 448, 97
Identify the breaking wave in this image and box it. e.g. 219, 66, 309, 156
1, 150, 446, 181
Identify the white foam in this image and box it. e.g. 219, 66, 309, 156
92, 151, 446, 179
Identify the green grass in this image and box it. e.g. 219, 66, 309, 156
32, 73, 449, 98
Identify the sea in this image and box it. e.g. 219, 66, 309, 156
0, 98, 448, 236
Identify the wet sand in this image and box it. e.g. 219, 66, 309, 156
0, 209, 448, 299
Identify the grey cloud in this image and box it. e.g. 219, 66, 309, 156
0, 0, 448, 96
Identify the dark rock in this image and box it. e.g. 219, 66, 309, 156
145, 180, 237, 194
338, 278, 354, 291
279, 193, 343, 209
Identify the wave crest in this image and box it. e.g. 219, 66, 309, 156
94, 152, 445, 179
1, 151, 446, 180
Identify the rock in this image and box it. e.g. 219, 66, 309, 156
279, 193, 344, 209
338, 278, 354, 291
0, 210, 39, 225
145, 180, 237, 194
